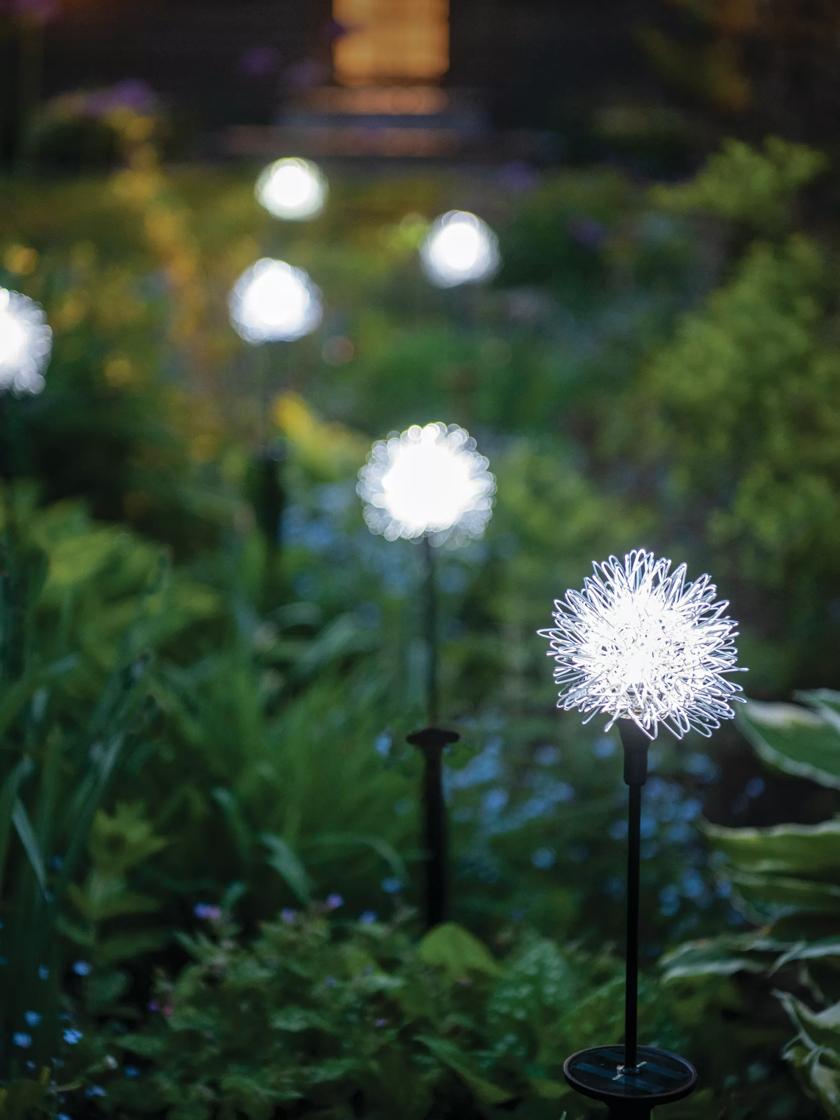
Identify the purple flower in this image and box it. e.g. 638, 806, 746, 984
239, 46, 281, 78
359, 911, 378, 925
498, 161, 540, 194
193, 903, 222, 922
85, 81, 158, 118
280, 908, 297, 924
567, 216, 606, 249
325, 893, 343, 911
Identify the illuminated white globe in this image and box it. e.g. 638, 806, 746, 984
358, 422, 495, 546
420, 211, 500, 289
255, 157, 328, 222
539, 550, 745, 741
0, 288, 51, 395
229, 258, 323, 344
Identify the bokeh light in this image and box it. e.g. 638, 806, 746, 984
419, 210, 500, 288
255, 158, 328, 221
229, 258, 323, 344
358, 421, 495, 545
0, 287, 52, 395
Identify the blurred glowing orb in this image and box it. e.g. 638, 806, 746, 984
420, 210, 500, 288
256, 158, 328, 221
358, 421, 495, 545
229, 259, 323, 344
0, 287, 51, 395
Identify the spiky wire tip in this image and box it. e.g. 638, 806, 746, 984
357, 422, 495, 546
538, 549, 745, 741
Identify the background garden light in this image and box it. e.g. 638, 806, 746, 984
540, 549, 745, 1117
228, 258, 323, 344
419, 210, 500, 289
255, 157, 328, 222
359, 422, 495, 929
357, 421, 495, 546
0, 287, 52, 395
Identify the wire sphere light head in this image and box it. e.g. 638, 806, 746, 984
539, 549, 745, 741
255, 157, 328, 221
0, 288, 51, 395
358, 422, 495, 546
229, 258, 323, 344
420, 210, 500, 289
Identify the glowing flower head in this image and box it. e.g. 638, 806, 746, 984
255, 157, 328, 221
420, 210, 500, 288
358, 422, 495, 545
229, 258, 323, 344
0, 288, 51, 395
539, 550, 744, 741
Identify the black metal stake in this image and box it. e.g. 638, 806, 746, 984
620, 721, 649, 1073
422, 534, 439, 724
407, 534, 459, 930
563, 720, 697, 1117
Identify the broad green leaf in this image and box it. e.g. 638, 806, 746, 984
706, 819, 840, 879
12, 798, 46, 892
262, 834, 311, 904
418, 1036, 514, 1105
729, 869, 840, 916
661, 935, 776, 980
418, 922, 500, 979
739, 700, 840, 789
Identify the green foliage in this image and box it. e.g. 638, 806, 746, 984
68, 913, 680, 1119
626, 231, 840, 686
653, 137, 827, 231
662, 693, 840, 1117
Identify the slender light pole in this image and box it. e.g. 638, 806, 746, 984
357, 422, 495, 930
540, 549, 746, 1117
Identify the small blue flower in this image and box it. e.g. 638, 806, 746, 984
85, 1085, 106, 1099
63, 1028, 83, 1046
73, 960, 92, 977
24, 1011, 41, 1028
38, 965, 49, 981
280, 908, 297, 924
325, 893, 343, 910
13, 1032, 32, 1048
124, 1065, 140, 1079
531, 847, 556, 870
359, 910, 377, 924
381, 877, 403, 895
324, 976, 338, 989
194, 903, 222, 922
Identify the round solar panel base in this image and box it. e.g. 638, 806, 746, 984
564, 1045, 697, 1117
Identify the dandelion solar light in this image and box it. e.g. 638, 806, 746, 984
229, 258, 323, 345
540, 549, 745, 1118
540, 549, 744, 741
255, 157, 328, 222
0, 288, 51, 395
360, 422, 495, 930
419, 211, 500, 289
357, 421, 495, 547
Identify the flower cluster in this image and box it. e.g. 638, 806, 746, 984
540, 550, 744, 740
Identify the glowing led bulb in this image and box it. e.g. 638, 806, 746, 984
539, 550, 745, 740
0, 288, 51, 395
229, 258, 323, 344
358, 422, 495, 545
420, 210, 500, 288
255, 157, 328, 221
